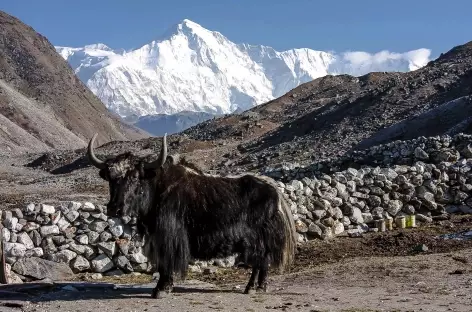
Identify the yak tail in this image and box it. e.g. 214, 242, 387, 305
275, 188, 297, 274
252, 174, 297, 274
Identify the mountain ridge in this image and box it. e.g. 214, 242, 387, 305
0, 10, 148, 155
56, 19, 432, 121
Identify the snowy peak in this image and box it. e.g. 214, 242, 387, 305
56, 19, 432, 119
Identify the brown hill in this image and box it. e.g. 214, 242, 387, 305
178, 40, 472, 171
14, 41, 472, 180
0, 11, 148, 155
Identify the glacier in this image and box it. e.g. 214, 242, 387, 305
56, 19, 431, 122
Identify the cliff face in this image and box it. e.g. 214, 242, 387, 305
0, 11, 148, 155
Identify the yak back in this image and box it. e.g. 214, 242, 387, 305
146, 163, 288, 277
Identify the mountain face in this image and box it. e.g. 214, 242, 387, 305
176, 41, 472, 172
134, 111, 217, 136
0, 11, 148, 155
56, 19, 431, 121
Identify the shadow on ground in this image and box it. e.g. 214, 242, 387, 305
0, 281, 240, 303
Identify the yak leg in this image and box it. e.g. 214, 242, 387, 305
256, 257, 270, 293
243, 267, 259, 294
151, 267, 174, 299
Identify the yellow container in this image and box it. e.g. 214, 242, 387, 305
375, 220, 386, 232
396, 216, 406, 229
385, 219, 393, 231
405, 215, 417, 228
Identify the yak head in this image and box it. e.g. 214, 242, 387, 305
86, 133, 168, 218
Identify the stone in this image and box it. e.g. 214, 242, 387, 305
312, 209, 326, 219
71, 255, 91, 272
386, 200, 403, 216
17, 232, 34, 249
2, 227, 10, 242
82, 202, 96, 211
41, 204, 56, 214
361, 213, 374, 224
332, 221, 345, 235
295, 220, 308, 233
4, 242, 27, 257
87, 231, 100, 244
416, 213, 433, 223
341, 216, 351, 227
413, 244, 429, 252
73, 234, 88, 245
116, 239, 130, 255
214, 255, 237, 268
414, 147, 429, 160
12, 208, 23, 219
128, 251, 148, 264
25, 247, 44, 257
5, 263, 23, 284
349, 207, 364, 224
9, 232, 17, 243
40, 225, 60, 237
41, 237, 57, 255
321, 217, 335, 227
115, 255, 134, 272
109, 224, 124, 238
22, 222, 40, 232
30, 230, 42, 247
91, 254, 114, 273
12, 257, 74, 280
52, 235, 66, 245
3, 214, 18, 231
65, 211, 80, 222
68, 201, 82, 210
90, 221, 108, 232
97, 241, 117, 257
104, 269, 125, 276
100, 231, 112, 242
25, 203, 35, 213
49, 250, 77, 264
332, 207, 344, 220
314, 199, 331, 210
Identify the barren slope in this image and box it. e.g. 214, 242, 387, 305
180, 41, 472, 171
0, 11, 148, 155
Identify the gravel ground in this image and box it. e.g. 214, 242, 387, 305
2, 217, 472, 312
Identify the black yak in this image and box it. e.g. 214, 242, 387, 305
86, 133, 297, 299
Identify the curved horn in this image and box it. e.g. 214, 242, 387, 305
87, 133, 107, 169
144, 133, 168, 169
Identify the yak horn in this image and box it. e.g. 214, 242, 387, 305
144, 133, 168, 169
87, 133, 106, 169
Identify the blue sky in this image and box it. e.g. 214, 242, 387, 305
2, 0, 471, 58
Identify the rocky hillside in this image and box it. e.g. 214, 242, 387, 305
0, 11, 148, 155
177, 41, 472, 172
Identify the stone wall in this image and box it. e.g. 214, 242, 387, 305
2, 133, 472, 282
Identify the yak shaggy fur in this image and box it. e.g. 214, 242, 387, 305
89, 137, 297, 299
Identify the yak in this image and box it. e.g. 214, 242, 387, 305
86, 133, 297, 299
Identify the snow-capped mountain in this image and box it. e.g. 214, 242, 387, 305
56, 19, 431, 120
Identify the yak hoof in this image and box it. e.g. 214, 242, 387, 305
151, 289, 171, 299
256, 286, 268, 293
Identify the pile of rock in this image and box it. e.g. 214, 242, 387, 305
3, 133, 472, 282
263, 133, 472, 182
275, 158, 472, 242
1, 201, 153, 281
0, 201, 240, 283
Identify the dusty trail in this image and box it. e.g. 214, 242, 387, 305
2, 218, 472, 312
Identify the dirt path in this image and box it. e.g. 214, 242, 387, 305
2, 218, 472, 312
2, 249, 472, 312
